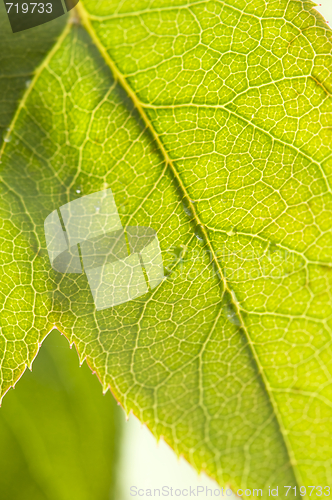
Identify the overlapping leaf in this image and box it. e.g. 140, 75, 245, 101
0, 332, 122, 500
0, 0, 332, 497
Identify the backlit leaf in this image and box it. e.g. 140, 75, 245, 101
0, 0, 332, 496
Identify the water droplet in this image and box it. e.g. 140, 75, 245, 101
223, 302, 241, 326
195, 225, 205, 242
76, 188, 81, 194
182, 202, 192, 217
2, 128, 12, 143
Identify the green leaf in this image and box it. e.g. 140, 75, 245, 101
0, 0, 332, 496
0, 2, 67, 146
0, 330, 122, 500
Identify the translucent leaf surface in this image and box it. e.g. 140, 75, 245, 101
0, 0, 332, 496
0, 3, 66, 146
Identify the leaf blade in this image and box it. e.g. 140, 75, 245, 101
0, 0, 332, 495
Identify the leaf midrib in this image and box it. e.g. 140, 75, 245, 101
76, 1, 302, 490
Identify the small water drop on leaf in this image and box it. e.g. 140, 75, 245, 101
182, 201, 193, 217
4, 129, 12, 143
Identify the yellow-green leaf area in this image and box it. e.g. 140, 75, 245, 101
0, 0, 331, 498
